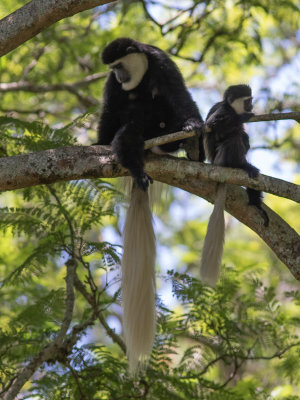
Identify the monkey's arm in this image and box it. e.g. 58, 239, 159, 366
97, 108, 121, 145
112, 124, 151, 191
241, 131, 250, 152
205, 104, 237, 133
97, 75, 122, 145
112, 102, 152, 191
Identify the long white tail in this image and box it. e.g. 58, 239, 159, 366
200, 183, 227, 287
122, 183, 156, 373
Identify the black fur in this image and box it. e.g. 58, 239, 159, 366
223, 84, 251, 104
204, 85, 269, 227
101, 38, 144, 64
97, 38, 205, 190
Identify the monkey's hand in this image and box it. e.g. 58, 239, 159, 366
133, 173, 153, 191
182, 118, 204, 137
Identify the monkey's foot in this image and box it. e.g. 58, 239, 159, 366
133, 173, 153, 191
245, 165, 260, 178
252, 205, 269, 227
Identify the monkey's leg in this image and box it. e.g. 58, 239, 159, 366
112, 124, 152, 191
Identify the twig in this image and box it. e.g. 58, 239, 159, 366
47, 185, 76, 251
74, 274, 126, 354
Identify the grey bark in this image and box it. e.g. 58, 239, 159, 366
0, 0, 115, 56
0, 145, 299, 277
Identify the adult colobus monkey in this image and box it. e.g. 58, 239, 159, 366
96, 38, 204, 372
200, 84, 269, 287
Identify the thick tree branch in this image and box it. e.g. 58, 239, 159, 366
0, 0, 116, 57
0, 145, 299, 278
0, 146, 298, 203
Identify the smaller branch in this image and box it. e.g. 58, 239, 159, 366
64, 360, 88, 400
0, 72, 107, 107
0, 72, 107, 93
144, 130, 194, 149
56, 258, 76, 344
245, 341, 300, 361
47, 185, 76, 251
248, 111, 300, 123
0, 107, 47, 115
23, 47, 46, 79
144, 111, 300, 150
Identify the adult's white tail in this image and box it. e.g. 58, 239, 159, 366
200, 183, 227, 287
122, 183, 156, 373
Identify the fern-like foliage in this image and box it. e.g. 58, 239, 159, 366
1, 117, 300, 400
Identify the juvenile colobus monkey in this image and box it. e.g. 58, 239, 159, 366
96, 38, 204, 372
200, 84, 269, 286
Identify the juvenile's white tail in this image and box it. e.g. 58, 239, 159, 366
200, 183, 227, 287
122, 183, 156, 373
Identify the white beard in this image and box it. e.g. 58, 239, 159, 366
230, 96, 251, 114
111, 53, 149, 91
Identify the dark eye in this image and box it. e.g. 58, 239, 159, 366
244, 98, 252, 111
110, 62, 122, 70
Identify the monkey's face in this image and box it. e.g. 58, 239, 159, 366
110, 53, 149, 91
243, 97, 253, 112
230, 96, 253, 114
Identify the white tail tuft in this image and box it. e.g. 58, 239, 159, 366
200, 183, 227, 287
118, 177, 168, 213
122, 183, 156, 373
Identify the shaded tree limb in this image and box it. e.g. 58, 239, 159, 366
0, 145, 299, 278
0, 0, 116, 57
0, 73, 107, 107
0, 73, 107, 93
